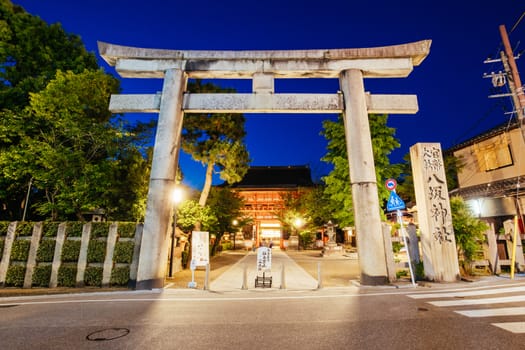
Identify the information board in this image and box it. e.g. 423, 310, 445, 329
191, 231, 209, 267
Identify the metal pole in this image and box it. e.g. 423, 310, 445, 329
22, 177, 32, 222
397, 210, 416, 287
242, 264, 248, 290
169, 212, 176, 277
204, 263, 210, 290
317, 262, 323, 289
280, 264, 286, 289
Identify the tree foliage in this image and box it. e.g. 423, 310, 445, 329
450, 196, 488, 272
0, 0, 98, 110
396, 152, 464, 205
182, 80, 250, 207
0, 2, 153, 221
321, 114, 401, 227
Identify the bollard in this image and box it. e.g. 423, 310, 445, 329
242, 264, 248, 290
280, 264, 286, 289
317, 262, 323, 289
204, 263, 210, 290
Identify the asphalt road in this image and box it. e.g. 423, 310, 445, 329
3, 281, 525, 349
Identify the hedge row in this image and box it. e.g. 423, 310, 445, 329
1, 221, 140, 288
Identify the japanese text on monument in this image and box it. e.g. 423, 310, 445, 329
423, 145, 452, 244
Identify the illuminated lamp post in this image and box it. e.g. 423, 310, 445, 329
169, 186, 184, 277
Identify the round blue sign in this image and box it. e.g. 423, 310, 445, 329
385, 178, 397, 191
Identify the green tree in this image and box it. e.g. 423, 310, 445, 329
0, 1, 100, 220
176, 200, 218, 234
450, 196, 488, 274
396, 152, 464, 205
182, 80, 250, 208
0, 2, 154, 221
321, 114, 401, 227
206, 187, 244, 255
0, 0, 98, 110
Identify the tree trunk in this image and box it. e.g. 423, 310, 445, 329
198, 162, 214, 207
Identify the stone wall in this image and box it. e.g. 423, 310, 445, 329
0, 221, 143, 289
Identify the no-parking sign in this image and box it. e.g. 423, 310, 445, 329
385, 178, 397, 191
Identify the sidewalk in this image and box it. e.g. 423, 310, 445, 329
165, 248, 361, 292
1, 249, 521, 297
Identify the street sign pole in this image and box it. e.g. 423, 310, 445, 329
397, 209, 416, 287
385, 179, 415, 286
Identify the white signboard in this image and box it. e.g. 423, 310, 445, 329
256, 247, 272, 271
191, 231, 209, 267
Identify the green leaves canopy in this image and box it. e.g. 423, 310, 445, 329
321, 114, 401, 227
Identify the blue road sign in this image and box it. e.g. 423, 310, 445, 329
386, 191, 405, 211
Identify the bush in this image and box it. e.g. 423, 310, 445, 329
84, 266, 103, 286
61, 240, 81, 262
299, 231, 316, 249
10, 239, 31, 261
91, 222, 110, 238
118, 222, 136, 238
66, 222, 83, 237
32, 265, 52, 287
58, 264, 77, 287
87, 240, 107, 263
396, 269, 408, 278
221, 242, 232, 251
181, 250, 189, 269
110, 266, 130, 286
392, 242, 403, 254
0, 238, 4, 260
43, 222, 60, 237
16, 222, 34, 236
113, 241, 134, 264
5, 265, 26, 287
415, 261, 425, 281
37, 239, 56, 262
0, 221, 9, 236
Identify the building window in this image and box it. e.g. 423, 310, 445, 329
474, 135, 513, 172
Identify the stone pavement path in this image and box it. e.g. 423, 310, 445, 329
209, 249, 319, 291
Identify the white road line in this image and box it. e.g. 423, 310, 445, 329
492, 322, 525, 333
408, 286, 525, 299
429, 295, 525, 307
456, 307, 525, 317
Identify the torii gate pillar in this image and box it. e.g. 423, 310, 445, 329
340, 69, 388, 284
136, 69, 187, 289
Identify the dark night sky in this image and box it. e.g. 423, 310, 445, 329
12, 0, 525, 190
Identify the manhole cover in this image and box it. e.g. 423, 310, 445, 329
86, 328, 130, 341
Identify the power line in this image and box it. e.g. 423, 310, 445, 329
510, 11, 525, 33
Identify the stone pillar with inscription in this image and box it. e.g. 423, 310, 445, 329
410, 143, 460, 282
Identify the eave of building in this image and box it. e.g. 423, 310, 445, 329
446, 120, 521, 154
450, 176, 525, 200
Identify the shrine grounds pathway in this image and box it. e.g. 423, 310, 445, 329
0, 248, 510, 297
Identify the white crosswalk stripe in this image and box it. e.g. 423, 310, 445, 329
407, 285, 525, 334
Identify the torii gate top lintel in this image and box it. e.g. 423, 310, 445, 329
98, 40, 431, 79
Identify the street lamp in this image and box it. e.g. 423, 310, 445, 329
169, 186, 184, 277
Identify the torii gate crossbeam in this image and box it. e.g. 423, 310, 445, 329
99, 40, 431, 289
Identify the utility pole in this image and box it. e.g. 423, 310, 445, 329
499, 24, 525, 141
484, 25, 525, 142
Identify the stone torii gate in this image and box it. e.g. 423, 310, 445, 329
99, 40, 431, 290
